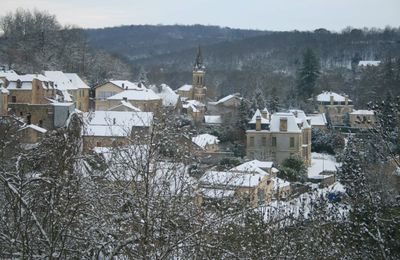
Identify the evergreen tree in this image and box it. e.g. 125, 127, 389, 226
297, 48, 320, 100
250, 88, 266, 113
269, 86, 280, 113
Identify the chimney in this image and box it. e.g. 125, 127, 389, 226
122, 97, 128, 102
261, 110, 269, 119
122, 83, 125, 89
330, 95, 334, 105
293, 111, 298, 117
113, 118, 116, 125
345, 95, 349, 105
256, 115, 262, 131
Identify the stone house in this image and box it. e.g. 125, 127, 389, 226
349, 110, 376, 129
246, 109, 312, 166
198, 160, 290, 206
82, 110, 153, 151
44, 71, 90, 112
192, 133, 220, 153
312, 91, 353, 126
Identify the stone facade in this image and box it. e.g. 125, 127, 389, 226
349, 110, 376, 129
313, 91, 354, 126
246, 110, 312, 166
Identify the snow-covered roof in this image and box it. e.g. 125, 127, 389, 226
200, 160, 278, 189
271, 177, 290, 190
5, 74, 52, 90
212, 93, 241, 105
107, 89, 161, 101
200, 170, 269, 188
64, 73, 90, 89
350, 109, 374, 115
192, 134, 219, 149
262, 107, 269, 114
315, 91, 352, 103
84, 125, 132, 137
84, 111, 153, 137
0, 70, 17, 78
204, 115, 222, 124
61, 90, 73, 102
44, 71, 77, 90
308, 153, 340, 179
183, 99, 205, 112
109, 80, 144, 90
249, 109, 270, 124
177, 84, 193, 91
88, 111, 153, 127
150, 84, 180, 107
308, 113, 327, 126
19, 124, 47, 134
51, 102, 74, 107
0, 87, 9, 94
358, 60, 381, 67
109, 101, 142, 112
290, 109, 311, 129
230, 160, 274, 176
269, 113, 302, 133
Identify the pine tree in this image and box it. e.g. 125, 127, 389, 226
269, 86, 280, 113
297, 48, 320, 100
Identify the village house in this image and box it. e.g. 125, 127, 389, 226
82, 110, 153, 151
349, 109, 376, 129
207, 93, 242, 122
0, 72, 75, 130
182, 99, 206, 124
198, 160, 290, 207
307, 113, 328, 130
95, 80, 162, 113
246, 109, 312, 166
150, 84, 182, 113
312, 91, 354, 126
192, 133, 220, 153
44, 71, 90, 112
0, 85, 9, 116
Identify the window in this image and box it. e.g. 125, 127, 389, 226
262, 137, 267, 146
39, 120, 43, 127
290, 137, 295, 148
249, 136, 255, 147
272, 137, 276, 147
11, 96, 16, 103
20, 111, 23, 116
96, 141, 102, 147
279, 118, 287, 131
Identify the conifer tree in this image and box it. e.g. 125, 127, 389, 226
297, 48, 320, 100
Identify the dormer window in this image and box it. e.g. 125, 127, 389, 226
279, 118, 287, 132
16, 80, 22, 88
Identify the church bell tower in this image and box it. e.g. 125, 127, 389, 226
192, 46, 207, 102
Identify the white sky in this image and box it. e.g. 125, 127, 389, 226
1, 0, 399, 31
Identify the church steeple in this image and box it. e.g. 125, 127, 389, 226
192, 46, 207, 103
193, 46, 205, 71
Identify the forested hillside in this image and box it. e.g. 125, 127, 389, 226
84, 25, 400, 105
85, 25, 268, 60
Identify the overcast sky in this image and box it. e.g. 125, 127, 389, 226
1, 0, 399, 31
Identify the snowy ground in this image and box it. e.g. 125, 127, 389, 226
307, 153, 341, 180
